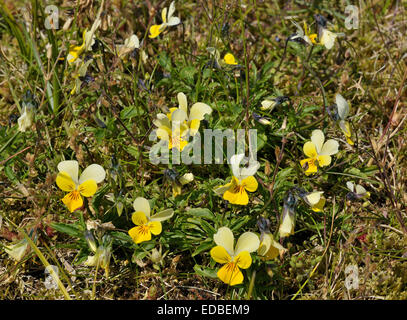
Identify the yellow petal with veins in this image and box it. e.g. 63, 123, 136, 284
210, 246, 232, 264
62, 190, 83, 212
56, 172, 76, 192
217, 263, 243, 286
78, 179, 97, 197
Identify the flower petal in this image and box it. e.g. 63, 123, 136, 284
311, 130, 325, 153
78, 179, 97, 197
189, 119, 201, 136
167, 16, 180, 26
316, 155, 332, 167
304, 191, 324, 206
320, 139, 339, 156
303, 141, 317, 158
230, 154, 245, 179
171, 109, 188, 123
57, 160, 79, 183
79, 164, 106, 184
346, 181, 355, 192
150, 209, 174, 222
335, 93, 349, 120
62, 191, 83, 212
56, 172, 76, 192
239, 161, 260, 181
149, 24, 162, 38
132, 211, 148, 226
128, 226, 151, 244
213, 227, 235, 256
132, 197, 151, 218
210, 245, 232, 264
217, 263, 243, 286
235, 232, 260, 255
214, 182, 232, 196
311, 197, 326, 212
241, 176, 258, 193
320, 29, 337, 49
177, 92, 188, 114
233, 251, 252, 269
148, 221, 162, 235
189, 102, 212, 121
224, 186, 249, 205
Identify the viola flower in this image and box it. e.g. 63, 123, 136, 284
70, 58, 93, 95
302, 191, 326, 212
260, 96, 290, 111
279, 191, 298, 238
334, 93, 354, 145
319, 28, 338, 50
210, 227, 259, 286
4, 238, 30, 262
258, 232, 287, 260
300, 129, 339, 175
149, 1, 181, 38
214, 154, 260, 205
173, 172, 194, 197
56, 160, 106, 212
346, 182, 370, 201
117, 34, 140, 59
128, 197, 173, 244
17, 103, 35, 132
223, 53, 238, 65
290, 21, 317, 45
153, 92, 212, 150
84, 234, 113, 277
67, 18, 101, 64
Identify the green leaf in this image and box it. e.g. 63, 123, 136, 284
50, 222, 84, 238
158, 52, 171, 71
179, 66, 196, 83
192, 240, 213, 257
187, 208, 214, 220
193, 264, 218, 279
120, 106, 139, 119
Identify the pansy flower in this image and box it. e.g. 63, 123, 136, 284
214, 154, 260, 205
334, 93, 354, 145
290, 21, 317, 45
149, 1, 181, 38
117, 34, 140, 59
210, 227, 259, 286
300, 129, 339, 175
258, 232, 287, 260
346, 182, 370, 201
153, 92, 212, 150
128, 197, 173, 244
302, 191, 326, 212
56, 160, 106, 212
67, 17, 101, 64
279, 191, 298, 238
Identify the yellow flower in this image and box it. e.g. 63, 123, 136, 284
214, 154, 259, 205
258, 233, 286, 260
223, 53, 238, 65
128, 197, 173, 244
153, 92, 212, 150
149, 1, 180, 38
335, 93, 354, 145
302, 191, 326, 212
210, 227, 259, 286
56, 160, 106, 212
300, 129, 339, 175
67, 15, 101, 64
303, 21, 317, 44
290, 21, 315, 45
